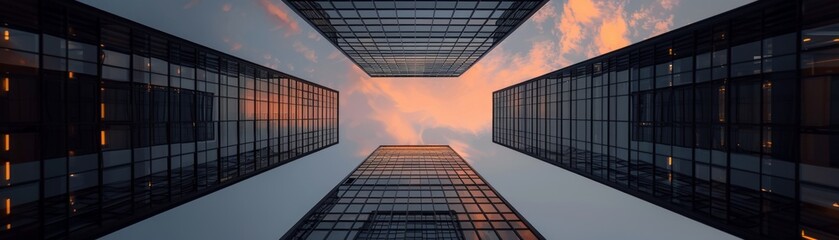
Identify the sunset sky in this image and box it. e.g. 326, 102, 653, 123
79, 0, 755, 239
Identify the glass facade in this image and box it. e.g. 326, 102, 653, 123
283, 145, 543, 240
283, 0, 548, 77
0, 1, 339, 239
492, 0, 839, 239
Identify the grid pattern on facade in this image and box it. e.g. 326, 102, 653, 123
282, 146, 543, 240
492, 0, 839, 239
283, 0, 547, 77
0, 1, 339, 239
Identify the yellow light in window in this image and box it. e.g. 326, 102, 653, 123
3, 77, 8, 92
668, 48, 673, 56
4, 161, 8, 181
68, 71, 74, 79
100, 130, 106, 146
3, 30, 8, 41
802, 229, 818, 240
101, 103, 106, 119
833, 202, 839, 208
4, 198, 9, 215
3, 134, 8, 151
718, 86, 726, 123
667, 156, 672, 166
803, 38, 812, 42
833, 38, 839, 42
5, 223, 9, 230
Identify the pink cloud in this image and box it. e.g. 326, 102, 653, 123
293, 41, 318, 63
327, 50, 343, 60
183, 0, 200, 9
222, 3, 232, 12
259, 0, 300, 36
307, 31, 321, 41
230, 42, 242, 51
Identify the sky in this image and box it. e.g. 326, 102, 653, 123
77, 0, 755, 239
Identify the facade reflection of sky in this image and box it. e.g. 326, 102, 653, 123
80, 0, 755, 239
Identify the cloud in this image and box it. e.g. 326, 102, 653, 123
183, 0, 200, 9
231, 42, 243, 51
331, 0, 680, 149
448, 139, 474, 162
629, 1, 676, 38
307, 31, 321, 41
339, 39, 561, 146
327, 50, 343, 60
531, 0, 557, 31
222, 37, 243, 51
660, 0, 679, 10
594, 2, 630, 54
222, 3, 232, 12
259, 0, 300, 36
293, 41, 318, 63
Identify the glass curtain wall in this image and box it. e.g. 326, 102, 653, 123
493, 0, 839, 239
0, 1, 339, 239
283, 146, 543, 240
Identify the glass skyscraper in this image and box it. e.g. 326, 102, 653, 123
492, 0, 839, 239
283, 0, 548, 77
283, 145, 543, 240
0, 0, 338, 239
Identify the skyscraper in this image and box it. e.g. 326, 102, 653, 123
283, 0, 548, 77
283, 145, 543, 240
492, 0, 839, 239
0, 0, 338, 239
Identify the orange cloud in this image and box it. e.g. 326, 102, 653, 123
531, 0, 557, 31
629, 1, 676, 38
594, 3, 630, 54
343, 40, 560, 145
336, 0, 679, 149
660, 0, 679, 10
448, 139, 473, 162
259, 0, 300, 36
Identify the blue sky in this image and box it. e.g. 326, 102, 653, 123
78, 0, 755, 239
